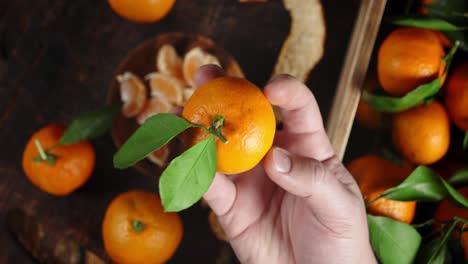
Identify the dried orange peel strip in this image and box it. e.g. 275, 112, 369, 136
272, 0, 326, 82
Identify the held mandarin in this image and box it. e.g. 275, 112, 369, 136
182, 77, 276, 174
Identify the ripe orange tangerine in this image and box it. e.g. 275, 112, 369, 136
108, 0, 176, 23
102, 190, 183, 264
22, 125, 95, 196
445, 62, 468, 131
182, 77, 276, 174
377, 27, 445, 96
392, 101, 450, 165
347, 154, 416, 224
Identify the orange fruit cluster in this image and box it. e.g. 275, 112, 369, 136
355, 26, 467, 166
116, 45, 223, 167
351, 17, 468, 258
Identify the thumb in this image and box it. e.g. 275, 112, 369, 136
203, 173, 236, 216
264, 147, 343, 198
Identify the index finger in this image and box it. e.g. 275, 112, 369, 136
194, 64, 225, 88
264, 75, 335, 161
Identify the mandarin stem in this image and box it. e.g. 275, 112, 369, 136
34, 139, 48, 161
191, 116, 228, 143
132, 220, 145, 232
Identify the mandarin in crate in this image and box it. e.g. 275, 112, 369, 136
182, 77, 275, 174
347, 154, 416, 223
445, 62, 468, 131
377, 27, 445, 96
392, 101, 450, 165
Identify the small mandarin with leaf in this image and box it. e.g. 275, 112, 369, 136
378, 27, 445, 96
108, 0, 175, 23
392, 101, 450, 165
434, 186, 468, 260
102, 190, 183, 264
347, 154, 416, 224
445, 62, 468, 131
182, 76, 276, 174
22, 125, 95, 196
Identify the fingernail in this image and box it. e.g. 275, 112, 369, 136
272, 148, 291, 173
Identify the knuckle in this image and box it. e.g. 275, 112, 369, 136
309, 160, 329, 184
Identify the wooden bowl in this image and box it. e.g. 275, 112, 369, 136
107, 32, 244, 178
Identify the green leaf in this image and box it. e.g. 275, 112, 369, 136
416, 237, 449, 264
159, 136, 217, 212
463, 131, 468, 150
362, 78, 441, 113
113, 113, 194, 169
368, 215, 422, 264
426, 0, 468, 26
391, 15, 466, 31
59, 105, 119, 145
382, 166, 468, 207
448, 168, 468, 185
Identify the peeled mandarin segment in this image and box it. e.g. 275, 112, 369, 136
117, 72, 147, 117
204, 53, 221, 67
183, 47, 222, 88
157, 44, 185, 84
183, 47, 206, 88
146, 72, 184, 106
136, 97, 172, 125
147, 144, 170, 167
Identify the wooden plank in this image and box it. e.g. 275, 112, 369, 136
326, 0, 387, 160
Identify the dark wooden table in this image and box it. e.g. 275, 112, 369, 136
0, 0, 360, 262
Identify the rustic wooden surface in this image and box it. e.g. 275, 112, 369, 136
0, 0, 360, 263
